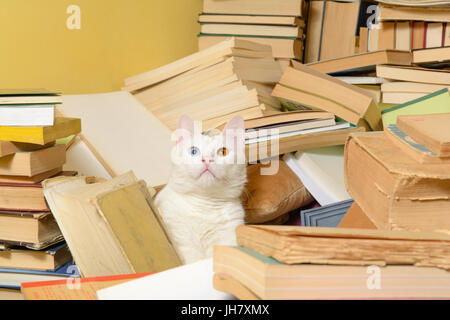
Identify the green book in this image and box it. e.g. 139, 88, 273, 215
381, 88, 450, 126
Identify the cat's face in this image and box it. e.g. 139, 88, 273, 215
170, 115, 247, 196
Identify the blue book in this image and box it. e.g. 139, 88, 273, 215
0, 261, 79, 289
301, 199, 354, 227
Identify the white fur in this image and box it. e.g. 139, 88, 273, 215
155, 116, 247, 264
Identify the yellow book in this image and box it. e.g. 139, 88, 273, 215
0, 117, 81, 145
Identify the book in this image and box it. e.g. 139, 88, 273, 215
413, 46, 450, 63
0, 242, 71, 271
319, 0, 360, 61
378, 22, 396, 50
0, 144, 65, 177
368, 24, 380, 52
202, 0, 305, 16
300, 199, 354, 228
381, 88, 450, 126
0, 261, 78, 289
22, 272, 152, 300
396, 113, 450, 157
97, 258, 232, 300
345, 131, 450, 232
359, 27, 369, 53
385, 124, 450, 164
283, 145, 351, 206
198, 35, 303, 60
213, 273, 260, 300
335, 76, 387, 84
213, 245, 450, 299
60, 91, 174, 187
377, 64, 450, 85
338, 202, 377, 229
273, 62, 382, 130
200, 23, 303, 38
0, 182, 50, 212
0, 89, 62, 105
395, 21, 411, 51
123, 37, 272, 92
42, 172, 181, 277
306, 50, 412, 74
0, 167, 64, 184
235, 225, 450, 269
245, 126, 365, 162
378, 4, 450, 22
426, 22, 444, 48
0, 104, 54, 127
375, 0, 450, 6
412, 21, 426, 49
198, 14, 305, 27
304, 0, 325, 63
0, 287, 23, 300
0, 140, 55, 158
381, 81, 450, 93
0, 117, 81, 145
382, 92, 429, 104
0, 211, 63, 249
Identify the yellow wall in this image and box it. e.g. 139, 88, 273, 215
0, 0, 202, 94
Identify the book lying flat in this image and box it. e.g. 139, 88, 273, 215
213, 245, 450, 299
0, 211, 63, 249
0, 182, 49, 211
213, 273, 260, 300
0, 89, 62, 105
202, 0, 305, 16
396, 113, 450, 157
413, 46, 450, 63
381, 88, 450, 126
376, 64, 450, 85
0, 104, 55, 127
235, 225, 450, 269
0, 242, 71, 271
0, 261, 78, 289
22, 272, 152, 300
0, 141, 55, 158
198, 14, 305, 27
200, 23, 303, 38
0, 117, 81, 145
0, 167, 65, 185
378, 3, 450, 22
306, 50, 412, 74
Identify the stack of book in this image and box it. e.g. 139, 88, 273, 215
124, 38, 361, 161
198, 0, 306, 65
213, 225, 450, 299
0, 90, 81, 299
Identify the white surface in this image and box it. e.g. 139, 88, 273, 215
0, 105, 54, 126
97, 258, 234, 300
60, 91, 173, 187
334, 76, 388, 84
283, 145, 351, 205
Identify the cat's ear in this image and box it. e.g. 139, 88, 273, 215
223, 115, 245, 149
176, 114, 194, 144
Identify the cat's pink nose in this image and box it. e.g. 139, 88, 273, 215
202, 156, 213, 164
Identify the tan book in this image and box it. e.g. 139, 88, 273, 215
198, 14, 305, 27
359, 27, 369, 53
0, 288, 23, 300
0, 167, 62, 184
378, 22, 396, 50
0, 242, 71, 271
213, 245, 450, 300
368, 26, 380, 52
376, 64, 450, 85
42, 172, 181, 277
0, 144, 65, 177
378, 4, 450, 22
202, 0, 305, 16
395, 21, 411, 51
413, 46, 450, 63
306, 49, 412, 74
412, 21, 426, 49
445, 24, 450, 46
338, 202, 377, 229
0, 141, 55, 158
274, 62, 382, 130
356, 84, 381, 103
381, 81, 450, 93
123, 38, 272, 92
213, 273, 260, 300
305, 0, 325, 63
200, 24, 303, 38
0, 211, 63, 250
235, 225, 450, 269
397, 113, 450, 157
319, 0, 360, 60
345, 132, 450, 232
197, 35, 302, 59
0, 182, 49, 212
426, 22, 444, 48
382, 92, 427, 104
202, 105, 266, 131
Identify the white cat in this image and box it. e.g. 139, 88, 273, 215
155, 114, 247, 265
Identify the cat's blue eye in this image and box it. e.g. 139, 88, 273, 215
190, 146, 200, 157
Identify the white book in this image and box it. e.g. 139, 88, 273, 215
0, 105, 54, 126
97, 258, 233, 300
245, 122, 350, 145
283, 145, 351, 206
334, 76, 388, 84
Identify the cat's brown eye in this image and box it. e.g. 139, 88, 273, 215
217, 147, 228, 157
